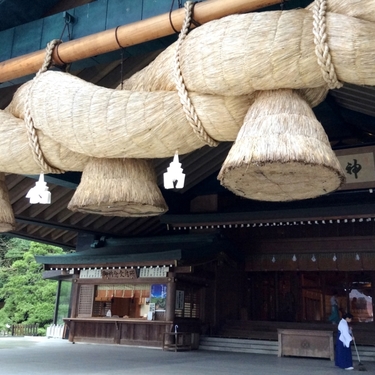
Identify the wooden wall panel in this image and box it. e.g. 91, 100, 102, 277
359, 253, 375, 270
246, 252, 374, 272
77, 284, 94, 317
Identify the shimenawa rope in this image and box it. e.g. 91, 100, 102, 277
25, 39, 65, 174
174, 1, 219, 148
312, 0, 343, 90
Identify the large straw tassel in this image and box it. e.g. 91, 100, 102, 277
218, 89, 345, 202
0, 173, 16, 232
68, 158, 168, 217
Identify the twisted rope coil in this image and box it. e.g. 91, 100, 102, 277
174, 1, 219, 148
25, 39, 65, 174
312, 0, 343, 90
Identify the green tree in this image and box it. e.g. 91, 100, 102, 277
0, 238, 64, 335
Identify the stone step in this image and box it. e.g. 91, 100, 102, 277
352, 345, 375, 362
199, 336, 375, 362
199, 336, 278, 355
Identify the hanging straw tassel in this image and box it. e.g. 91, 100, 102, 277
0, 173, 16, 232
68, 158, 168, 217
218, 89, 345, 201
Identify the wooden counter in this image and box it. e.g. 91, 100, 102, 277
278, 329, 334, 360
64, 318, 173, 347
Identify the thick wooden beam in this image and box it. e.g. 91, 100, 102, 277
0, 0, 281, 83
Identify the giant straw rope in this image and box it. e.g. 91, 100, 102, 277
1, 0, 375, 213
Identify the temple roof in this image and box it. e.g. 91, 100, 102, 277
35, 234, 240, 267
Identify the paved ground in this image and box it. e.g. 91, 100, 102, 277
0, 337, 372, 375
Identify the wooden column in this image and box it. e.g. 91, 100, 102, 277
165, 273, 176, 322
371, 273, 375, 326
70, 277, 80, 318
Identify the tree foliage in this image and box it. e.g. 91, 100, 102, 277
0, 237, 64, 334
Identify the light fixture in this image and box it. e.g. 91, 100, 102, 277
163, 151, 185, 189
311, 254, 317, 262
292, 254, 297, 262
26, 173, 51, 204
355, 253, 360, 261
333, 254, 337, 262
271, 256, 276, 263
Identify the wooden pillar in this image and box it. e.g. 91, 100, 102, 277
345, 272, 351, 314
165, 273, 176, 322
53, 280, 62, 325
275, 272, 279, 321
322, 273, 327, 321
371, 273, 375, 326
70, 277, 80, 318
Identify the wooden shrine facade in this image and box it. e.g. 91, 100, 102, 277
36, 234, 242, 347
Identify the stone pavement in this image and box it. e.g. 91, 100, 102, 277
0, 337, 372, 375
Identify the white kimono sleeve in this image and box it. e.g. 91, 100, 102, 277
338, 319, 352, 348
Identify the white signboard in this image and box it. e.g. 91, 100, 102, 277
139, 266, 169, 278
335, 146, 375, 190
80, 269, 102, 279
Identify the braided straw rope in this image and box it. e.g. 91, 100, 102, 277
174, 1, 219, 148
312, 0, 343, 89
24, 39, 64, 174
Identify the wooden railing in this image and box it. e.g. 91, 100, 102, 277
1, 324, 39, 336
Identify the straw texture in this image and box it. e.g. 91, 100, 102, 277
67, 158, 168, 216
0, 109, 88, 174
0, 173, 16, 232
307, 0, 375, 23
7, 71, 252, 159
122, 9, 375, 96
2, 0, 375, 205
218, 89, 345, 201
